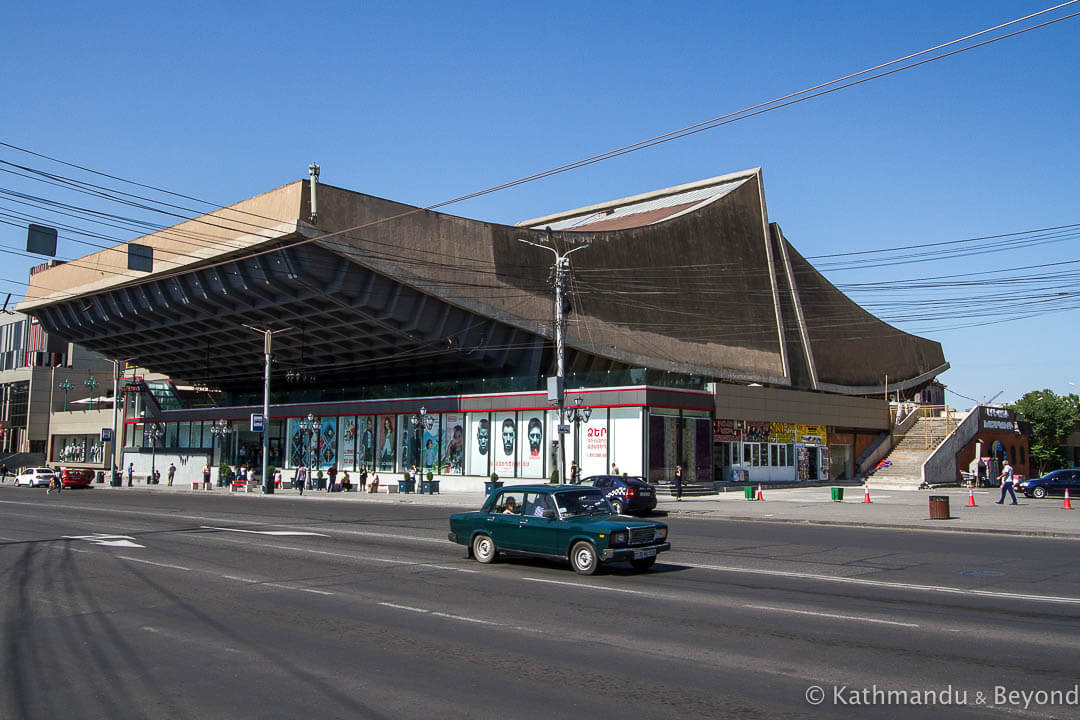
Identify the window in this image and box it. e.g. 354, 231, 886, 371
493, 490, 525, 514
523, 492, 553, 517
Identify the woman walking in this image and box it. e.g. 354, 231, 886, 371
674, 464, 684, 502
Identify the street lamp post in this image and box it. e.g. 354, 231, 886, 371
298, 413, 321, 488
148, 423, 165, 484
210, 419, 232, 486
84, 375, 98, 411
565, 397, 592, 472
57, 378, 74, 411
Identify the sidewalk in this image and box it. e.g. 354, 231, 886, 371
73, 482, 1080, 539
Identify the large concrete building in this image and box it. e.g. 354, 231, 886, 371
17, 168, 947, 488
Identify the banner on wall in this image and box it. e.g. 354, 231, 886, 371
466, 413, 490, 477
583, 417, 608, 476
769, 422, 796, 443
358, 416, 376, 468
339, 416, 358, 471
742, 421, 769, 442
441, 414, 464, 474
316, 418, 337, 469
422, 421, 440, 470
493, 411, 517, 476
518, 413, 545, 478
713, 419, 738, 442
398, 414, 417, 471
797, 424, 827, 445
287, 418, 306, 467
377, 415, 396, 471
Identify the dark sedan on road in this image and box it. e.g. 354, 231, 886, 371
1017, 469, 1080, 499
578, 474, 657, 515
449, 484, 670, 575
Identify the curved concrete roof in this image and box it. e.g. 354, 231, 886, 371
18, 169, 945, 394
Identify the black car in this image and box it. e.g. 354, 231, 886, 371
1017, 469, 1080, 499
579, 475, 657, 515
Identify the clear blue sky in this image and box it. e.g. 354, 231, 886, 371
2, 1, 1078, 407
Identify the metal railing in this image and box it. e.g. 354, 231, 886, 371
890, 404, 953, 450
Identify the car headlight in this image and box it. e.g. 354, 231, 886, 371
655, 526, 667, 540
610, 531, 627, 546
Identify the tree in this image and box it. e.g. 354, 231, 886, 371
1011, 390, 1080, 475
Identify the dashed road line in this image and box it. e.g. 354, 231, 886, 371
744, 604, 920, 628
521, 576, 646, 595
117, 556, 191, 571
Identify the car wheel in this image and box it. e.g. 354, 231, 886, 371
472, 534, 496, 564
631, 556, 657, 572
1032, 486, 1047, 499
611, 500, 624, 515
570, 541, 599, 575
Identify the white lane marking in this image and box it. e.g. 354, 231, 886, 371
117, 556, 191, 571
64, 534, 145, 548
222, 575, 260, 583
264, 583, 334, 596
745, 604, 920, 628
379, 602, 428, 613
521, 577, 646, 595
431, 611, 501, 626
200, 526, 328, 537
209, 537, 479, 574
688, 563, 1080, 606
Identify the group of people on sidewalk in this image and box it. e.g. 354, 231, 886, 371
290, 465, 381, 495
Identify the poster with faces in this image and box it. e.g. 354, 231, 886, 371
492, 411, 517, 477
517, 413, 545, 478
441, 414, 464, 475
466, 413, 490, 477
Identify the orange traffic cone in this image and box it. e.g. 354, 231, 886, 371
756, 484, 764, 501
862, 483, 872, 503
1065, 488, 1073, 510
967, 486, 976, 507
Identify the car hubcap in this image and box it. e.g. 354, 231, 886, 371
575, 548, 593, 569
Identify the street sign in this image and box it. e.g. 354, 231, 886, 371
100, 428, 114, 442
250, 413, 265, 432
558, 424, 571, 434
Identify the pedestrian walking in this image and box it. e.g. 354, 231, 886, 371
167, 463, 176, 487
48, 471, 62, 495
296, 465, 306, 495
246, 465, 255, 489
996, 458, 1017, 505
126, 462, 134, 487
674, 464, 684, 502
327, 465, 337, 492
569, 460, 580, 484
1, 462, 7, 483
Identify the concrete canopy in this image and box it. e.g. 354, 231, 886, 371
17, 169, 946, 395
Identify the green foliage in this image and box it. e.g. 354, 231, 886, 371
490, 472, 499, 483
1011, 389, 1080, 475
218, 464, 230, 479
549, 469, 560, 484
426, 471, 434, 482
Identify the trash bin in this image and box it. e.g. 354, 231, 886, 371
420, 480, 432, 495
830, 487, 844, 502
110, 471, 121, 487
398, 479, 409, 493
929, 495, 950, 520
744, 485, 755, 500
429, 480, 440, 494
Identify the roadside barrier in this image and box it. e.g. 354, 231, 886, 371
862, 483, 872, 503
756, 484, 764, 501
1065, 488, 1073, 510
967, 485, 976, 507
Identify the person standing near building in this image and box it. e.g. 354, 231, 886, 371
167, 463, 176, 487
126, 462, 134, 487
202, 462, 211, 489
611, 462, 619, 476
569, 460, 580, 484
327, 465, 337, 492
295, 465, 306, 495
996, 457, 1017, 505
1, 462, 7, 483
674, 464, 684, 502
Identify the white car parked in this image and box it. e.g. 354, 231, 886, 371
15, 467, 56, 488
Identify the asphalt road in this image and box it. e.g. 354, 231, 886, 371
2, 486, 1078, 719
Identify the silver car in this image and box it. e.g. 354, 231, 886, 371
15, 467, 56, 488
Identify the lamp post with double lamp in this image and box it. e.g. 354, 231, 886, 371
57, 378, 74, 411
298, 413, 321, 488
210, 419, 232, 486
410, 407, 435, 492
84, 375, 98, 411
148, 423, 165, 484
565, 397, 592, 471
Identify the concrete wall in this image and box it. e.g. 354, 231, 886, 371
713, 383, 889, 430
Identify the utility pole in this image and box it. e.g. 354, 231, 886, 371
243, 325, 290, 494
518, 229, 587, 484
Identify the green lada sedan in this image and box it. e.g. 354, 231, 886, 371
448, 484, 670, 575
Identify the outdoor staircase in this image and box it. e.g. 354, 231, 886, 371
653, 482, 719, 497
867, 416, 952, 490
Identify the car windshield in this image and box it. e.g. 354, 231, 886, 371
554, 489, 613, 517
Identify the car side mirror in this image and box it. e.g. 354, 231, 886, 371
543, 509, 557, 519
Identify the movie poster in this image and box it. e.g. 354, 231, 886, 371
493, 411, 517, 477
316, 417, 337, 470
517, 412, 545, 478
466, 413, 490, 477
441, 413, 464, 475
377, 415, 396, 472
358, 416, 376, 469
422, 420, 440, 471
339, 416, 358, 471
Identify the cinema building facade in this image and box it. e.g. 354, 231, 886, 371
18, 168, 948, 489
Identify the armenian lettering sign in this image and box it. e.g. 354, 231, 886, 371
769, 422, 796, 443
